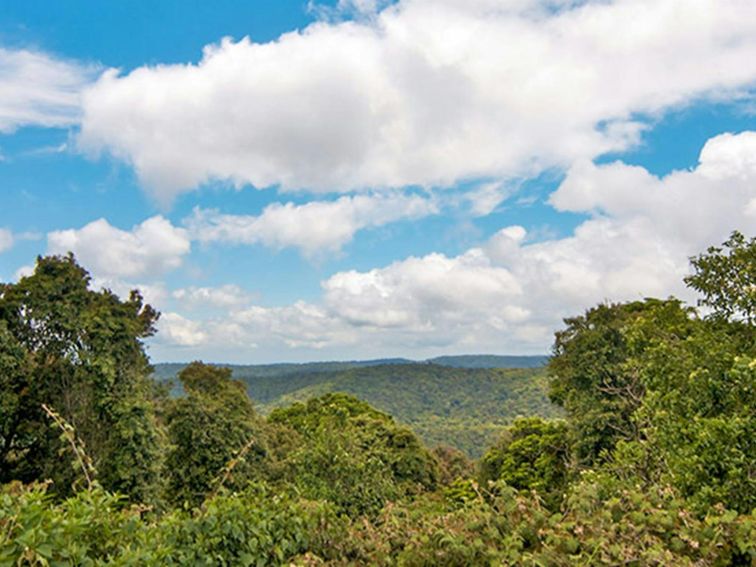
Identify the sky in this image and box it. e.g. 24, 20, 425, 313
1, 0, 755, 363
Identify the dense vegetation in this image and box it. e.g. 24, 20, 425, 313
263, 365, 558, 457
152, 354, 548, 384
0, 232, 754, 565
154, 359, 555, 457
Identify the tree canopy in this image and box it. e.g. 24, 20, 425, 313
269, 393, 439, 516
0, 233, 754, 564
163, 362, 271, 507
0, 254, 162, 502
685, 230, 756, 325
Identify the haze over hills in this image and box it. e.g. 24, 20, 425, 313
152, 354, 548, 379
153, 355, 555, 457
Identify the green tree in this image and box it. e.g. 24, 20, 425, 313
604, 232, 756, 513
164, 362, 270, 507
0, 322, 37, 484
269, 393, 439, 516
622, 313, 756, 513
479, 417, 570, 508
548, 299, 693, 466
685, 230, 756, 325
0, 255, 163, 502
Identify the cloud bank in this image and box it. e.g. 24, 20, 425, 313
43, 131, 754, 360
186, 192, 437, 257
78, 0, 756, 203
150, 131, 756, 360
7, 2, 754, 362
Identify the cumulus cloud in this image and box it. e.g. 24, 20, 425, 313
0, 229, 13, 253
78, 0, 756, 203
0, 48, 95, 133
158, 312, 208, 347
47, 216, 190, 280
152, 301, 354, 352
172, 284, 253, 310
697, 131, 756, 181
476, 131, 756, 322
229, 302, 355, 349
548, 131, 756, 253
185, 192, 437, 256
151, 131, 756, 358
322, 250, 526, 329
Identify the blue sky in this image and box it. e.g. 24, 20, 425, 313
1, 0, 755, 363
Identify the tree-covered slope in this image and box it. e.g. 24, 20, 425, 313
259, 365, 560, 457
153, 357, 555, 457
152, 354, 546, 383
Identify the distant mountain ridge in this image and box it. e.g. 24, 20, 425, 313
152, 354, 548, 381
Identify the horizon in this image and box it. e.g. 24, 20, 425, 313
151, 353, 549, 366
1, 0, 755, 362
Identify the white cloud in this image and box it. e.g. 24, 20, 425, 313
47, 216, 190, 280
150, 131, 756, 358
322, 249, 526, 329
548, 131, 756, 253
78, 0, 756, 203
153, 301, 353, 352
0, 228, 13, 253
697, 131, 756, 181
465, 182, 513, 217
157, 312, 208, 347
484, 132, 756, 315
230, 302, 354, 349
186, 192, 437, 256
0, 48, 95, 133
172, 284, 253, 309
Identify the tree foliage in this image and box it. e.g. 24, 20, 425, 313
622, 314, 756, 513
685, 230, 756, 325
3, 478, 753, 566
548, 299, 694, 465
479, 417, 569, 508
156, 363, 561, 458
163, 362, 270, 507
0, 255, 163, 502
1, 232, 754, 564
269, 393, 439, 516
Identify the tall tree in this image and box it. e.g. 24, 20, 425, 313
548, 299, 693, 466
624, 315, 756, 513
0, 254, 163, 502
164, 362, 270, 507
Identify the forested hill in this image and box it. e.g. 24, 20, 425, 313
152, 354, 547, 381
153, 360, 558, 457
